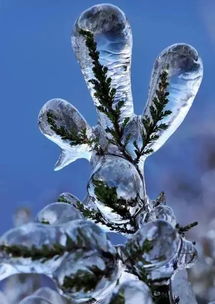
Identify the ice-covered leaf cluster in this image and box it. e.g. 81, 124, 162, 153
0, 3, 203, 304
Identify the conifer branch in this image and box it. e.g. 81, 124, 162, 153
62, 266, 106, 293
79, 29, 134, 164
47, 111, 97, 148
134, 69, 172, 162
0, 234, 81, 262
176, 221, 198, 236
58, 193, 136, 234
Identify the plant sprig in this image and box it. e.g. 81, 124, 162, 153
79, 29, 134, 163
58, 193, 136, 234
0, 234, 79, 262
134, 69, 172, 161
47, 111, 96, 148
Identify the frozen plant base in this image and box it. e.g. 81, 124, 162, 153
0, 3, 203, 304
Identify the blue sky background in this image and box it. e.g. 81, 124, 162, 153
0, 0, 215, 234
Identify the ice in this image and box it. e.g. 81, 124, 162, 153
122, 220, 180, 276
108, 280, 153, 304
143, 43, 203, 154
122, 115, 144, 161
57, 192, 80, 206
171, 270, 198, 304
72, 4, 134, 128
54, 250, 120, 302
32, 287, 66, 304
177, 238, 198, 269
0, 291, 9, 304
36, 202, 83, 225
38, 98, 94, 170
87, 155, 144, 224
147, 205, 177, 228
3, 273, 41, 304
0, 223, 67, 277
19, 296, 52, 304
0, 220, 116, 278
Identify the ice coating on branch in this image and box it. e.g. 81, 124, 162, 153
72, 4, 134, 127
0, 220, 116, 281
36, 202, 83, 225
87, 155, 144, 224
54, 250, 120, 302
143, 43, 203, 154
38, 98, 93, 170
122, 115, 144, 161
108, 280, 153, 304
0, 223, 67, 277
122, 220, 180, 277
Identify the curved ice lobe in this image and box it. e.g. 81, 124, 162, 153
0, 220, 116, 281
72, 4, 134, 128
54, 250, 120, 302
38, 98, 93, 170
36, 202, 83, 225
87, 155, 144, 225
144, 43, 203, 154
19, 297, 52, 304
23, 287, 66, 304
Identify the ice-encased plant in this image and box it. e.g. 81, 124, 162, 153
0, 3, 203, 304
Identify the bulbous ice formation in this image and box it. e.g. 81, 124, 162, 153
54, 250, 120, 303
87, 155, 144, 225
122, 220, 180, 277
0, 220, 118, 281
72, 3, 134, 128
38, 98, 94, 170
143, 43, 203, 154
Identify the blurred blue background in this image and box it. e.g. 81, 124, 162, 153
0, 0, 214, 234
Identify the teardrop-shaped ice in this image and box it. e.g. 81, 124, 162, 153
19, 297, 52, 304
121, 220, 180, 278
72, 4, 133, 128
108, 280, 153, 304
38, 98, 93, 170
54, 250, 120, 303
36, 202, 83, 225
87, 155, 144, 225
143, 43, 203, 154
